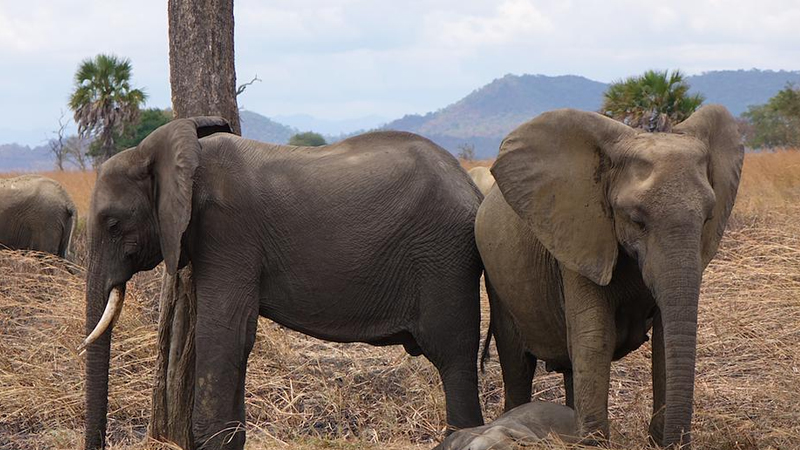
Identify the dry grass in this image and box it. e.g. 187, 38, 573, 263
0, 170, 96, 215
2, 151, 800, 449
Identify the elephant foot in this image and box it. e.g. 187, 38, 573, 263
648, 416, 665, 447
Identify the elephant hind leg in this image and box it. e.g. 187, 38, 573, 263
563, 370, 574, 408
486, 277, 536, 412
415, 278, 483, 431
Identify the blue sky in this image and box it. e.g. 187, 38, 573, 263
1, 0, 799, 146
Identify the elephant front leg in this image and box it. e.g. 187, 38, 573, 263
193, 283, 259, 450
562, 270, 615, 444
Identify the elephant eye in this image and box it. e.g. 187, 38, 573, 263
632, 218, 646, 231
123, 240, 138, 256
107, 219, 121, 235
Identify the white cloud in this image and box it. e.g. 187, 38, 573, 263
427, 0, 554, 47
1, 0, 799, 145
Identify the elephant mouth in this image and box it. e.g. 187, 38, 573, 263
78, 285, 125, 354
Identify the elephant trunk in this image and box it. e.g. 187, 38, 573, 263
83, 264, 126, 450
653, 250, 702, 448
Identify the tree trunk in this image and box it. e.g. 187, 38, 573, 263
149, 265, 197, 449
150, 1, 241, 448
167, 0, 241, 134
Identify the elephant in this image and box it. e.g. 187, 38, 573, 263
0, 174, 77, 259
434, 401, 576, 450
468, 166, 495, 196
475, 105, 743, 448
78, 117, 485, 450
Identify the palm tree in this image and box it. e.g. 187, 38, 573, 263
601, 69, 704, 132
69, 54, 147, 162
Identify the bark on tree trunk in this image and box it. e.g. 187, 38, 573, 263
167, 0, 241, 134
150, 1, 241, 448
149, 265, 197, 449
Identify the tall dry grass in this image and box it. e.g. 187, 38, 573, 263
0, 171, 96, 215
1, 150, 799, 449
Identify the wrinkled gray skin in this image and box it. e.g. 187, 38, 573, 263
0, 175, 76, 259
82, 118, 484, 450
434, 401, 576, 450
468, 166, 495, 196
476, 106, 743, 448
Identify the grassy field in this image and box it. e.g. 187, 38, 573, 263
1, 151, 800, 449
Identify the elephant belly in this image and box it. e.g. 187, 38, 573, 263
257, 269, 416, 344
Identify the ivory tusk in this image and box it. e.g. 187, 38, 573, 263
78, 286, 124, 355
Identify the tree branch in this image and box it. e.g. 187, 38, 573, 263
236, 74, 261, 96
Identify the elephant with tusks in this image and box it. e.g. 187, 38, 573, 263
79, 118, 486, 450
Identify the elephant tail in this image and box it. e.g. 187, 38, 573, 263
480, 320, 493, 373
60, 204, 77, 261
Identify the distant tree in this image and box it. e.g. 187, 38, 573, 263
601, 69, 704, 132
289, 131, 327, 146
457, 143, 476, 161
68, 54, 147, 163
114, 108, 172, 150
741, 83, 800, 148
48, 110, 70, 171
64, 135, 90, 171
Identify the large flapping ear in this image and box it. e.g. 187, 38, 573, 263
138, 116, 232, 274
673, 104, 744, 267
491, 109, 634, 285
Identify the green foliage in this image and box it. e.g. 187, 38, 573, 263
114, 108, 173, 150
289, 131, 327, 147
69, 54, 147, 163
601, 69, 704, 132
741, 84, 800, 148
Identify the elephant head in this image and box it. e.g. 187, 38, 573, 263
80, 117, 231, 450
491, 105, 743, 446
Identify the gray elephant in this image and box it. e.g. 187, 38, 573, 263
79, 118, 485, 450
434, 401, 576, 450
0, 174, 77, 259
475, 105, 743, 448
468, 166, 495, 196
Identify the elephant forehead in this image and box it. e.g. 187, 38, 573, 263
622, 133, 708, 165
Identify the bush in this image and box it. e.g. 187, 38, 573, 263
741, 84, 800, 149
289, 131, 327, 147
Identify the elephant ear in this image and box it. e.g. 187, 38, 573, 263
138, 116, 232, 274
674, 104, 744, 267
491, 109, 634, 286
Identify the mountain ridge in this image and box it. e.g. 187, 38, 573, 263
3, 69, 799, 169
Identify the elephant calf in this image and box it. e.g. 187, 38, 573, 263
434, 401, 576, 450
0, 174, 77, 259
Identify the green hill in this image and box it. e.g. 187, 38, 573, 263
240, 110, 298, 144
